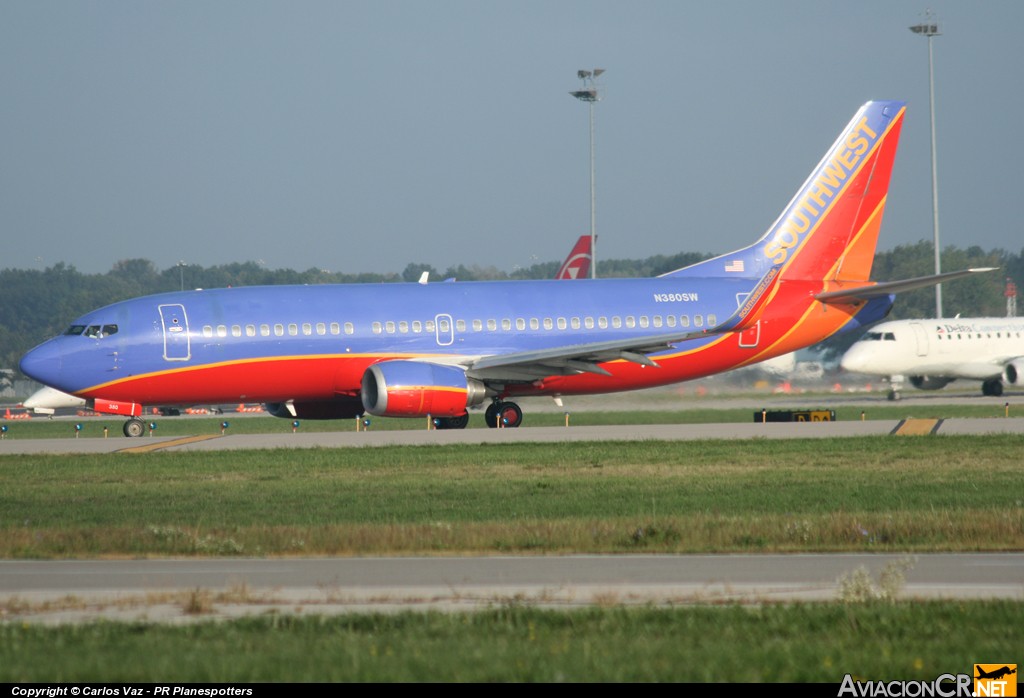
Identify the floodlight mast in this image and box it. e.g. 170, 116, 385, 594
570, 69, 604, 279
910, 14, 943, 318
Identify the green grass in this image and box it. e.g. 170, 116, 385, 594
2, 436, 1022, 556
0, 603, 1017, 682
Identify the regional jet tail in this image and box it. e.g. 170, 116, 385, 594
555, 235, 593, 280
841, 316, 1024, 399
20, 100, 978, 436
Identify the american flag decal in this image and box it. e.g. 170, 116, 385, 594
725, 260, 745, 273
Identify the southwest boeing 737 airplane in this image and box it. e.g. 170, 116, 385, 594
19, 100, 988, 436
841, 317, 1024, 399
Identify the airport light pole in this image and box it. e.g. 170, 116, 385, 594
570, 69, 604, 279
177, 260, 186, 292
910, 15, 942, 318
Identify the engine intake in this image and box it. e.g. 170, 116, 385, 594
361, 361, 487, 418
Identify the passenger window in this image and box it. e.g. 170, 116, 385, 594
260, 324, 270, 337
275, 324, 284, 336
612, 317, 622, 329
399, 321, 409, 334
385, 321, 396, 334
217, 325, 227, 338
639, 316, 649, 329
343, 322, 353, 335
231, 325, 242, 337
557, 318, 567, 330
543, 318, 553, 330
516, 318, 526, 331
571, 317, 581, 330
625, 317, 636, 329
584, 317, 594, 329
598, 317, 608, 329
316, 323, 326, 335
456, 319, 466, 332
666, 315, 676, 328
707, 314, 717, 326
288, 324, 298, 336
472, 319, 483, 332
246, 325, 256, 337
680, 316, 690, 328
530, 318, 540, 330
203, 326, 214, 338
695, 315, 704, 327
412, 321, 422, 333
302, 323, 312, 336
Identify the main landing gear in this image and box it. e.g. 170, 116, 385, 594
982, 379, 1004, 397
485, 400, 523, 429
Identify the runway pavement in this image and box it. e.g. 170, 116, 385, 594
2, 416, 1024, 454
1, 554, 1021, 624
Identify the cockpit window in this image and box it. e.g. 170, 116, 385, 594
81, 324, 118, 338
883, 332, 895, 341
861, 331, 896, 342
65, 325, 87, 336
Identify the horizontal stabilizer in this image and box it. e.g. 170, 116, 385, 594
815, 268, 997, 303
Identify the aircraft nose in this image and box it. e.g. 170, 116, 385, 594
839, 347, 864, 373
19, 340, 64, 388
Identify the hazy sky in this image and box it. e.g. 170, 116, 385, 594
2, 1, 1021, 276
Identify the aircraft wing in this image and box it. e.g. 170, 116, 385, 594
465, 327, 716, 381
815, 268, 996, 303
467, 265, 780, 381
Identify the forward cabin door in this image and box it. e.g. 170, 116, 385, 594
910, 321, 929, 357
159, 304, 191, 361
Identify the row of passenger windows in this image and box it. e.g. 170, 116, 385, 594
199, 314, 717, 339
202, 321, 355, 338
938, 332, 1023, 340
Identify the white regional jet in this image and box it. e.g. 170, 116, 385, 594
840, 317, 1024, 399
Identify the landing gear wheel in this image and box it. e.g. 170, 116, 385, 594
435, 413, 470, 430
123, 418, 145, 438
982, 379, 1004, 397
485, 401, 522, 428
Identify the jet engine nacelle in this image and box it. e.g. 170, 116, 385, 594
1003, 361, 1024, 385
909, 375, 954, 391
361, 360, 487, 418
264, 398, 364, 420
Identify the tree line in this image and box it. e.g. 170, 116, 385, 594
2, 242, 1019, 376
